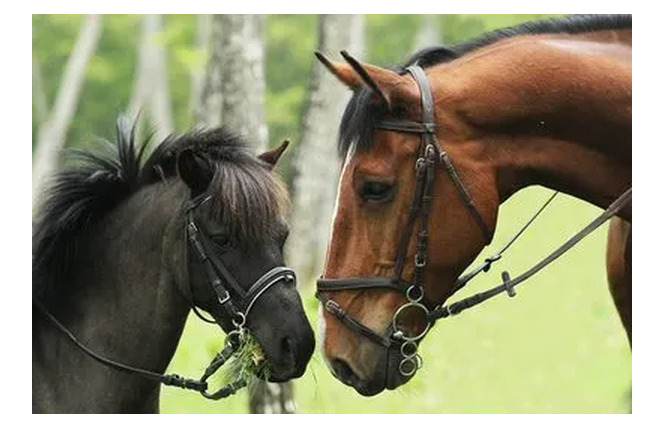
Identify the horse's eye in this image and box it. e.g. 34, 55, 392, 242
360, 181, 395, 203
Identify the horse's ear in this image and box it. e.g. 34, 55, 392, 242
314, 50, 418, 109
258, 140, 290, 170
176, 148, 214, 195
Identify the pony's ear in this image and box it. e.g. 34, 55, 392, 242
258, 140, 290, 170
314, 50, 418, 109
176, 148, 214, 195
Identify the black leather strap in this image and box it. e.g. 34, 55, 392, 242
430, 187, 632, 321
317, 292, 394, 348
317, 276, 407, 293
34, 298, 208, 393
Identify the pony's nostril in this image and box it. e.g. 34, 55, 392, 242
281, 336, 297, 363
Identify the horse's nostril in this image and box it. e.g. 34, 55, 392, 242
331, 358, 355, 381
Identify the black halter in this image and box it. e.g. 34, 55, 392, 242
316, 64, 632, 377
34, 194, 296, 401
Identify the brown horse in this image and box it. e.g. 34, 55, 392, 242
315, 15, 631, 396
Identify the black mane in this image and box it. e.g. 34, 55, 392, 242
33, 116, 287, 302
339, 14, 632, 157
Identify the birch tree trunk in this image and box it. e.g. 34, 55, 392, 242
285, 14, 365, 283
127, 14, 174, 144
32, 14, 102, 216
196, 14, 267, 151
190, 14, 211, 120
195, 14, 289, 413
412, 14, 442, 51
148, 15, 174, 143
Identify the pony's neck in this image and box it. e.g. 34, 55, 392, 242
440, 31, 631, 220
33, 182, 191, 413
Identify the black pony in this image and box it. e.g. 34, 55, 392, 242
32, 117, 315, 413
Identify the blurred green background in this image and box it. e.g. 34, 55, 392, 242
33, 14, 631, 413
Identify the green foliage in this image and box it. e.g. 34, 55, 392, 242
32, 14, 557, 170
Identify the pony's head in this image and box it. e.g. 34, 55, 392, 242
158, 132, 315, 382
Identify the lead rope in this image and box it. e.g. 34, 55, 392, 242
33, 298, 208, 393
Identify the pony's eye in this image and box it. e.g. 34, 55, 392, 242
209, 234, 231, 249
360, 181, 395, 203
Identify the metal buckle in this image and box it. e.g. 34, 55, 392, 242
187, 221, 199, 236
324, 299, 342, 315
423, 123, 436, 134
217, 289, 231, 305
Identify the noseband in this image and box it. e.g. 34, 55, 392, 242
317, 64, 492, 377
316, 64, 633, 378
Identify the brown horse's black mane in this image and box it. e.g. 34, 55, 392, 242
338, 14, 632, 158
33, 116, 286, 303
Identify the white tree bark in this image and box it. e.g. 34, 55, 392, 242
285, 14, 365, 283
148, 15, 174, 143
189, 14, 211, 120
32, 14, 102, 216
197, 14, 267, 150
412, 14, 442, 51
127, 15, 173, 144
195, 14, 224, 128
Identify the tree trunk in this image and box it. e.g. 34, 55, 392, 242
412, 14, 442, 51
32, 14, 102, 216
196, 13, 290, 413
127, 14, 173, 144
285, 14, 366, 283
197, 14, 268, 150
190, 14, 211, 120
147, 15, 174, 143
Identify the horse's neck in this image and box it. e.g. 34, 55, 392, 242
444, 31, 631, 219
33, 182, 191, 413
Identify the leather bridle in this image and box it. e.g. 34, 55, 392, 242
316, 63, 632, 378
317, 64, 492, 377
34, 193, 296, 400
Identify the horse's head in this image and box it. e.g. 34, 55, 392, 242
316, 52, 499, 395
170, 135, 314, 382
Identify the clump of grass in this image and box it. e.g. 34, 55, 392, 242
214, 332, 271, 392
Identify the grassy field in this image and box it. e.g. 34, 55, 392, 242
161, 186, 632, 413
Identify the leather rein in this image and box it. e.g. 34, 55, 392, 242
316, 64, 632, 377
34, 194, 296, 400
